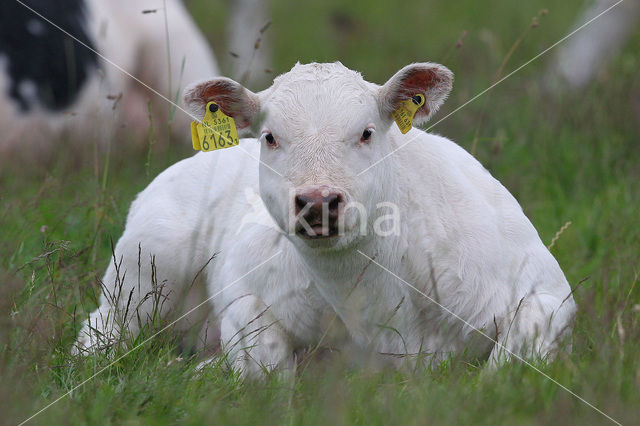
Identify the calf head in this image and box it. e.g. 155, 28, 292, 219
184, 62, 452, 250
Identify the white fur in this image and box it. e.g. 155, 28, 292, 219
76, 62, 576, 377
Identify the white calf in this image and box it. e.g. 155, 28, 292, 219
76, 62, 576, 377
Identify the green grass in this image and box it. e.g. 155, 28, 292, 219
1, 0, 639, 424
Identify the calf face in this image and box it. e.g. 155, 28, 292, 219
184, 62, 452, 249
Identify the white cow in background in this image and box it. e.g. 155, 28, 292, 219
0, 0, 219, 153
548, 0, 639, 90
75, 61, 576, 378
225, 0, 272, 89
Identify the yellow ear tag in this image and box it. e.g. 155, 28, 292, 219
391, 94, 425, 134
191, 102, 240, 151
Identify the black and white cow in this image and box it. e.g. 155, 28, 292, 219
0, 0, 219, 152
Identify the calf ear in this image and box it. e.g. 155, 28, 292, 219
379, 63, 453, 125
183, 77, 260, 129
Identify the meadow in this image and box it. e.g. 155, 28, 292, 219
1, 0, 639, 424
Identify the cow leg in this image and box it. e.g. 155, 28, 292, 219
488, 293, 575, 366
215, 293, 293, 378
73, 230, 209, 354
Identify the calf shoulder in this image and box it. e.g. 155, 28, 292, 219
396, 130, 570, 317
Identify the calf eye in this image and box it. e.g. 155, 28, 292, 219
264, 132, 278, 148
360, 129, 373, 143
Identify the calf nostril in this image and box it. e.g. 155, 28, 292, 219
325, 194, 342, 212
295, 195, 312, 213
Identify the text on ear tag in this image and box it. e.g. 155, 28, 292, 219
392, 94, 425, 134
191, 102, 240, 152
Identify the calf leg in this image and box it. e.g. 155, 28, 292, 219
199, 293, 293, 379
74, 232, 211, 354
488, 293, 576, 366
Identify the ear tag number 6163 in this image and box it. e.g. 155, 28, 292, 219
191, 102, 240, 152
